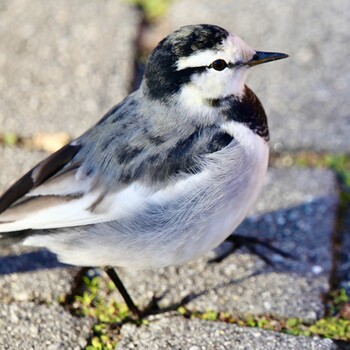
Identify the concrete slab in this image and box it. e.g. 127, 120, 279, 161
0, 302, 93, 350
118, 315, 336, 350
0, 0, 141, 138
152, 0, 350, 153
0, 247, 77, 303
105, 168, 338, 322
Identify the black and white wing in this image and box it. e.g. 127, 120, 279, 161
0, 141, 107, 231
0, 93, 235, 235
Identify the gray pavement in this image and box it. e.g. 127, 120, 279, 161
0, 0, 141, 138
153, 0, 350, 153
117, 315, 337, 350
0, 302, 94, 350
0, 0, 348, 349
0, 247, 76, 303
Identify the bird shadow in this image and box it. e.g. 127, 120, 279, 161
0, 249, 67, 275
138, 268, 267, 317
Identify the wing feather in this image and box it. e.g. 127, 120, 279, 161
0, 143, 81, 215
0, 110, 236, 235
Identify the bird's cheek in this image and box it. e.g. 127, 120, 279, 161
227, 70, 248, 95
203, 74, 227, 95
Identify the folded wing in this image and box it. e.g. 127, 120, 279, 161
0, 142, 108, 231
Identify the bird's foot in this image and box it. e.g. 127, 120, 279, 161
139, 293, 192, 318
209, 234, 294, 265
139, 295, 163, 318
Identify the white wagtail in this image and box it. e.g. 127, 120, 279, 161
0, 24, 287, 317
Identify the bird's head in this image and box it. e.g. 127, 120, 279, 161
143, 24, 287, 112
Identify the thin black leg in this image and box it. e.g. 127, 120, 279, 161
105, 267, 141, 318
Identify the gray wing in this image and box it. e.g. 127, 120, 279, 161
0, 92, 234, 233
0, 143, 81, 216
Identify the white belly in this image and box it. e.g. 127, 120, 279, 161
171, 124, 269, 266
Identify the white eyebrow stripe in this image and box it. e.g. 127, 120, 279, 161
177, 50, 231, 70
176, 34, 256, 71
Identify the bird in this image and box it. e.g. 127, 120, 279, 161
0, 24, 288, 317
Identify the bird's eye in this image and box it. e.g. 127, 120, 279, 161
209, 59, 228, 71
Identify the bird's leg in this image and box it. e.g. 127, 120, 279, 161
105, 267, 141, 319
209, 234, 293, 265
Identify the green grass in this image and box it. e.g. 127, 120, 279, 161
177, 289, 350, 340
324, 155, 350, 205
289, 152, 350, 200
72, 275, 147, 350
75, 277, 131, 324
0, 132, 18, 146
124, 0, 173, 21
87, 324, 117, 350
74, 275, 130, 350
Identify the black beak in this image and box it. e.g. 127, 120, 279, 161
246, 51, 289, 67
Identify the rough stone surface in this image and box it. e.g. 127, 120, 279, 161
153, 0, 350, 153
117, 315, 337, 350
0, 302, 94, 350
107, 168, 338, 322
0, 245, 77, 303
0, 0, 141, 138
0, 0, 346, 347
